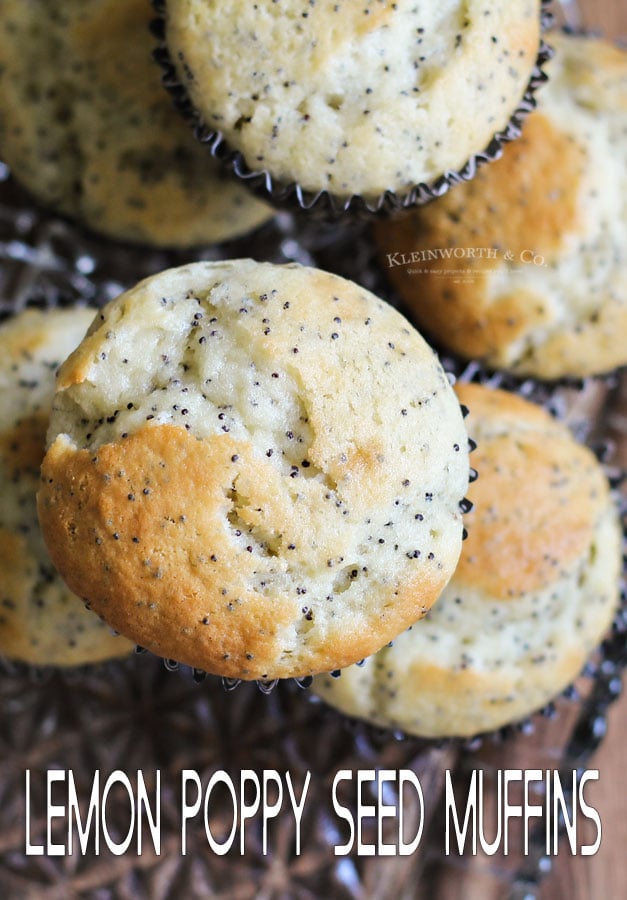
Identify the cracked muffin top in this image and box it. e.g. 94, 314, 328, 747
0, 0, 272, 246
37, 259, 470, 680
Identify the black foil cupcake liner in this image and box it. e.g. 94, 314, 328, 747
151, 0, 554, 220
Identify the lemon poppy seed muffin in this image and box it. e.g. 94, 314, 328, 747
0, 308, 134, 667
0, 0, 273, 247
375, 33, 627, 379
37, 259, 470, 681
163, 0, 542, 207
312, 383, 622, 738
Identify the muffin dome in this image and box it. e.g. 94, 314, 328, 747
37, 260, 469, 680
0, 308, 134, 667
375, 33, 627, 378
163, 0, 542, 206
0, 0, 272, 246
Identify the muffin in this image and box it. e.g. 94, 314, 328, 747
159, 0, 545, 212
375, 32, 627, 379
0, 0, 273, 247
312, 382, 623, 738
0, 308, 134, 667
37, 259, 470, 681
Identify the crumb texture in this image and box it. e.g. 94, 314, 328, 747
0, 308, 133, 667
166, 0, 540, 199
38, 260, 469, 679
313, 383, 622, 737
376, 32, 627, 378
0, 0, 272, 246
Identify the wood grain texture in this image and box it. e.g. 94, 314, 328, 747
556, 0, 627, 38
538, 695, 627, 900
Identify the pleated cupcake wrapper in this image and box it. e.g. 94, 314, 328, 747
151, 0, 554, 221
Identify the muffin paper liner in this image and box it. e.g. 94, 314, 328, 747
151, 0, 554, 220
0, 160, 625, 898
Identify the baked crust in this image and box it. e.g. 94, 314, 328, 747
454, 383, 608, 598
37, 259, 469, 679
